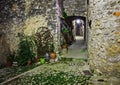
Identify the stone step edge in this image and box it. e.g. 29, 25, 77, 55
59, 57, 88, 61
0, 65, 41, 85
0, 61, 64, 85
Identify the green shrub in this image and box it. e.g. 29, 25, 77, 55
18, 35, 37, 66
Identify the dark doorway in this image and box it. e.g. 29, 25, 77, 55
64, 16, 86, 42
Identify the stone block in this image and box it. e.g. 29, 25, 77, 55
50, 59, 55, 63
117, 39, 120, 43
61, 48, 68, 54
114, 31, 119, 34
113, 12, 120, 17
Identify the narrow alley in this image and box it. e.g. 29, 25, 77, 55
61, 36, 87, 59
0, 0, 120, 85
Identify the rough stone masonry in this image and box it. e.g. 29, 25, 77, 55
0, 0, 120, 78
88, 0, 120, 77
0, 0, 56, 65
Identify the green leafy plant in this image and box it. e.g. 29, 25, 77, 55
62, 28, 69, 33
14, 71, 91, 85
18, 35, 37, 66
40, 58, 45, 64
62, 11, 67, 19
7, 53, 15, 62
49, 42, 55, 52
6, 52, 17, 67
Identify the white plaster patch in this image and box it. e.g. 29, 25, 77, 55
109, 56, 120, 63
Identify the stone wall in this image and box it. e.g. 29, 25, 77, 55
63, 0, 87, 16
24, 0, 56, 36
0, 0, 26, 65
88, 0, 120, 77
0, 0, 56, 65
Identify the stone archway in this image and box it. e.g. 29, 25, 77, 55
64, 16, 87, 42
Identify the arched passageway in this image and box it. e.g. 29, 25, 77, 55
64, 16, 86, 42
60, 16, 87, 59
56, 0, 88, 59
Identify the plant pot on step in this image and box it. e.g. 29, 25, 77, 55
36, 57, 40, 62
50, 52, 56, 59
6, 52, 15, 67
62, 44, 67, 49
27, 59, 32, 65
6, 59, 12, 67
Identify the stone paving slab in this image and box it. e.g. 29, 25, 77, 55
61, 36, 88, 59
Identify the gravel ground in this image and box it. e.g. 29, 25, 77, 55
8, 59, 91, 85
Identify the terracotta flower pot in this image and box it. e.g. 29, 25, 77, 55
36, 57, 40, 62
6, 60, 12, 67
27, 59, 32, 65
62, 44, 67, 49
50, 52, 56, 59
113, 12, 120, 17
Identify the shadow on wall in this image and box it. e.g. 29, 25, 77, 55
0, 33, 10, 67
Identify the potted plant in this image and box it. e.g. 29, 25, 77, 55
50, 52, 56, 59
6, 52, 15, 67
18, 35, 37, 66
61, 39, 68, 49
36, 56, 40, 62
62, 44, 67, 49
49, 43, 56, 59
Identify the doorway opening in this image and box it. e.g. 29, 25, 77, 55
58, 0, 88, 59
60, 16, 87, 58
63, 15, 86, 43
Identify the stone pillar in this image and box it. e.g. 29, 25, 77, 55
88, 0, 120, 77
54, 0, 63, 54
